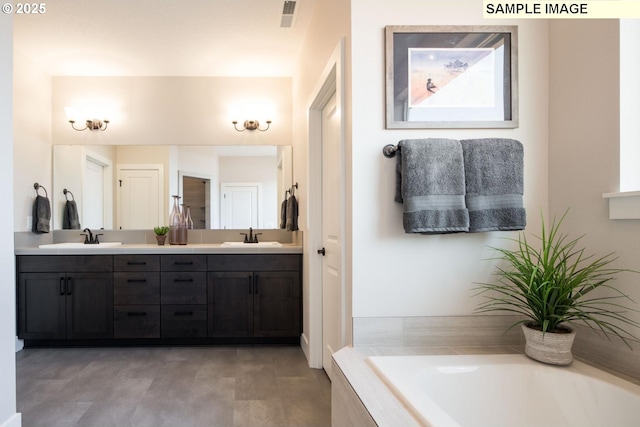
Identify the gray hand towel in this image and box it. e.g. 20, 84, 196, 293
63, 200, 81, 229
460, 138, 526, 232
285, 194, 298, 231
280, 198, 287, 229
396, 139, 469, 234
32, 195, 51, 233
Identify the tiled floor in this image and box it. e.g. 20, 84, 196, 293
16, 346, 331, 427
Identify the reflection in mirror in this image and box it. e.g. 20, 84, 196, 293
52, 145, 293, 230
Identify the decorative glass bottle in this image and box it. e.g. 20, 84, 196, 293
185, 206, 194, 230
169, 195, 182, 245
178, 203, 188, 245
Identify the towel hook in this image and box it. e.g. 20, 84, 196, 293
383, 144, 399, 158
63, 189, 75, 201
34, 182, 48, 198
290, 182, 298, 196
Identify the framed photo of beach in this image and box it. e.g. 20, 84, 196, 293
385, 25, 518, 129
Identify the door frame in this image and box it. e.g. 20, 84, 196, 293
179, 170, 214, 229
305, 39, 347, 369
220, 182, 262, 229
115, 163, 164, 230
83, 151, 113, 229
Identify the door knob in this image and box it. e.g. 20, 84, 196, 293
317, 247, 326, 256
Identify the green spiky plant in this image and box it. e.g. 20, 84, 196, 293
153, 226, 169, 236
474, 210, 639, 348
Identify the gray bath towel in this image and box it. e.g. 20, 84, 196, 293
63, 200, 81, 229
396, 139, 469, 234
460, 138, 526, 232
31, 195, 51, 233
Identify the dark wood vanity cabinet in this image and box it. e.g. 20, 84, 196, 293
17, 252, 301, 345
17, 256, 113, 340
208, 255, 301, 339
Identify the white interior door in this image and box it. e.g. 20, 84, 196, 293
220, 183, 260, 229
321, 92, 344, 380
83, 158, 105, 229
118, 166, 163, 229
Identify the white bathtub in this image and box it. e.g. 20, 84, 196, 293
367, 354, 640, 427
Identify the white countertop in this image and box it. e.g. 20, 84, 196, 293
15, 243, 303, 255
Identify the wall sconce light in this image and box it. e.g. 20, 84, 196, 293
65, 107, 110, 132
232, 119, 272, 132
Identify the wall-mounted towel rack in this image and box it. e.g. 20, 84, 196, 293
286, 182, 299, 196
33, 182, 48, 198
383, 144, 400, 158
63, 189, 75, 201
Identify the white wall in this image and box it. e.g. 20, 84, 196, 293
2, 12, 21, 427
350, 0, 549, 318
51, 76, 292, 147
13, 52, 52, 232
292, 0, 352, 360
549, 20, 640, 369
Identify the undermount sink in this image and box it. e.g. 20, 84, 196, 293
38, 242, 123, 249
221, 241, 283, 247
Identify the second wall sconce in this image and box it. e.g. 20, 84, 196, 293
232, 119, 272, 132
65, 107, 110, 132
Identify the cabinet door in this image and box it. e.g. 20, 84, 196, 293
18, 273, 66, 339
66, 272, 113, 339
253, 271, 301, 337
208, 272, 253, 337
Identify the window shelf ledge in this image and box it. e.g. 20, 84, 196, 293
603, 191, 640, 219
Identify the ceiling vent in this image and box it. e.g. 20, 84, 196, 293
280, 1, 297, 28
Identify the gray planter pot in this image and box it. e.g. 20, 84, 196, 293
522, 323, 576, 365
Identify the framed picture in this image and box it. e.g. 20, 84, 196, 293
385, 25, 518, 129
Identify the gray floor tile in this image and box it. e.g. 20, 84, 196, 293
17, 345, 331, 427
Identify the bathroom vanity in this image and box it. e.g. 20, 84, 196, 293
15, 244, 302, 347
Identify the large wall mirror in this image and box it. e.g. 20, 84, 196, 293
52, 145, 293, 230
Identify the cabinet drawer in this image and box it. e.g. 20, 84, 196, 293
114, 272, 160, 305
161, 272, 206, 304
114, 305, 160, 339
114, 255, 160, 272
161, 305, 207, 338
161, 255, 206, 272
17, 255, 113, 272
207, 254, 301, 272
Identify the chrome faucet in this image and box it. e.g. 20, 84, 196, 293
81, 228, 102, 244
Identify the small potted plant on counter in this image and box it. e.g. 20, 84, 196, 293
153, 226, 169, 246
474, 210, 639, 365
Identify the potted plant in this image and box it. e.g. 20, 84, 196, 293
474, 210, 639, 365
153, 226, 169, 246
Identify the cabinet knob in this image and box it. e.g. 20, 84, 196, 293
317, 247, 326, 256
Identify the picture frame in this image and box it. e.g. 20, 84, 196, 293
385, 25, 519, 129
